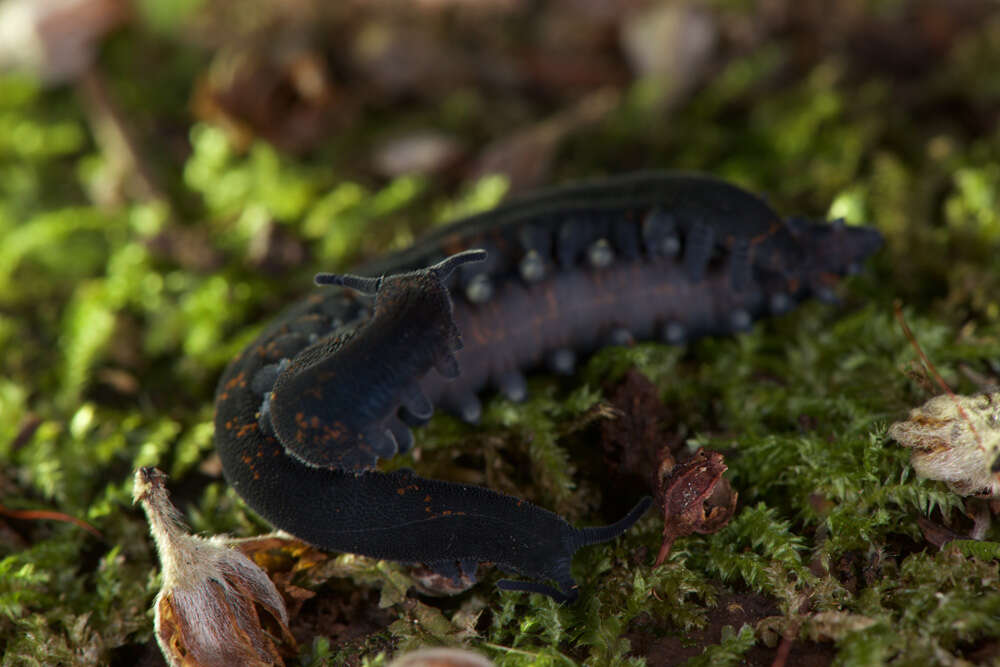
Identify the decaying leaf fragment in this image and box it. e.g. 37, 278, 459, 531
889, 392, 1000, 498
654, 449, 738, 566
599, 368, 738, 565
133, 467, 296, 667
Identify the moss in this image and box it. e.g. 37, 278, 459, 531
683, 624, 757, 667
3, 2, 1000, 665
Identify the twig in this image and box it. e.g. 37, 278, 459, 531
76, 67, 171, 209
0, 503, 103, 539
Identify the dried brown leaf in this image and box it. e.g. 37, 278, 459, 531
654, 449, 738, 566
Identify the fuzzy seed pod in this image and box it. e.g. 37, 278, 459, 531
889, 393, 1000, 498
133, 467, 295, 667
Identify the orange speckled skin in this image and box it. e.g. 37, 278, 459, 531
268, 269, 460, 471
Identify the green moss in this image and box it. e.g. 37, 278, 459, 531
683, 624, 757, 667
1, 543, 152, 665
839, 550, 1000, 664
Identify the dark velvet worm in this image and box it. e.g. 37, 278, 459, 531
214, 171, 882, 602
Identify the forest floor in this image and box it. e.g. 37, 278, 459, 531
2, 1, 1000, 665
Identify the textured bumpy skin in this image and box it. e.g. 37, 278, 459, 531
214, 171, 883, 602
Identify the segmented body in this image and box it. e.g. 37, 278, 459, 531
214, 171, 883, 601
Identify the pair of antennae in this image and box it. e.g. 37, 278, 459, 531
314, 249, 488, 294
